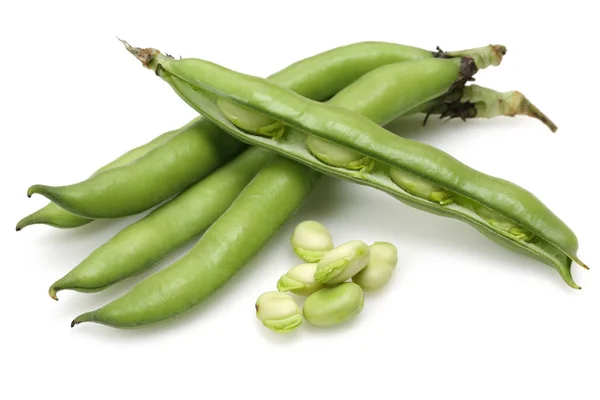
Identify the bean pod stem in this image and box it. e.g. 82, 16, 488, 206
423, 85, 558, 132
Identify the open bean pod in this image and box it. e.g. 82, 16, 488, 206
124, 44, 586, 289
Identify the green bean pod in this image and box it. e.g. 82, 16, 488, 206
131, 47, 586, 288
72, 157, 320, 328
27, 119, 246, 218
49, 147, 274, 299
29, 41, 501, 219
16, 125, 183, 230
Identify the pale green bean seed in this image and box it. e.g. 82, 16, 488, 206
369, 242, 398, 267
255, 291, 302, 334
217, 98, 284, 139
314, 240, 370, 285
302, 283, 364, 328
352, 242, 398, 291
306, 135, 374, 173
290, 220, 334, 262
472, 203, 534, 241
389, 167, 454, 205
277, 263, 323, 296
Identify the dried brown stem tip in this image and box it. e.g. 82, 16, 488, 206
117, 37, 159, 68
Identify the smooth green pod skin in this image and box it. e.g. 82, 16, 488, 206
352, 242, 398, 291
72, 157, 319, 328
49, 147, 274, 299
314, 240, 370, 285
306, 59, 466, 173
326, 58, 468, 126
27, 118, 246, 218
140, 51, 585, 288
16, 206, 92, 230
16, 126, 182, 230
290, 220, 334, 262
302, 283, 364, 328
267, 42, 504, 99
277, 263, 323, 296
255, 291, 302, 334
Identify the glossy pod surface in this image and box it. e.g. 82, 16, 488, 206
72, 157, 319, 327
16, 126, 182, 229
49, 147, 274, 298
28, 118, 246, 218
325, 58, 466, 126
139, 49, 584, 288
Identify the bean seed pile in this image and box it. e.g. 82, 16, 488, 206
18, 40, 587, 331
257, 221, 398, 333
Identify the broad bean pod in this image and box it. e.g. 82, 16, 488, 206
16, 124, 183, 229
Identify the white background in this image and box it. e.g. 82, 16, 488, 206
1, 1, 598, 399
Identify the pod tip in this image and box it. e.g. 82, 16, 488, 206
564, 275, 581, 290
27, 184, 43, 198
15, 217, 29, 231
491, 44, 507, 56
48, 286, 59, 301
571, 255, 589, 270
71, 312, 95, 328
71, 316, 84, 328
